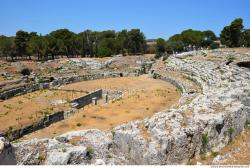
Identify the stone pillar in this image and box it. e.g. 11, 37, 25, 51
92, 97, 97, 105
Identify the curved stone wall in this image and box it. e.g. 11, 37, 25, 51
1, 53, 250, 165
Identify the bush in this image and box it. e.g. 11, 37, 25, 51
76, 123, 82, 127
97, 48, 113, 57
210, 42, 220, 49
20, 68, 31, 76
86, 146, 94, 160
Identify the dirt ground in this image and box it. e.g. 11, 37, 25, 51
21, 75, 181, 140
0, 90, 85, 132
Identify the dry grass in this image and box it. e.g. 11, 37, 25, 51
21, 75, 181, 139
0, 90, 84, 132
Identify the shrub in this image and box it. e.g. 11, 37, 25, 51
86, 146, 94, 160
111, 130, 115, 139
201, 133, 209, 153
228, 127, 235, 142
20, 68, 31, 76
97, 48, 113, 57
211, 151, 219, 157
210, 42, 220, 49
76, 123, 82, 127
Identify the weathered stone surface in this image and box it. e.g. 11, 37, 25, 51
1, 50, 250, 165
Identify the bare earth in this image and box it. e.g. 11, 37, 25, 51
0, 90, 85, 132
21, 75, 181, 140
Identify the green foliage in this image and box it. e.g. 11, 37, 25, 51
0, 36, 15, 60
20, 68, 31, 76
127, 29, 146, 54
111, 130, 115, 139
201, 133, 209, 151
165, 29, 217, 53
240, 29, 250, 47
155, 38, 165, 58
97, 48, 113, 57
38, 155, 46, 162
228, 127, 235, 135
210, 42, 220, 49
220, 18, 244, 47
228, 127, 235, 143
86, 146, 94, 160
76, 123, 82, 127
211, 151, 219, 158
0, 28, 147, 61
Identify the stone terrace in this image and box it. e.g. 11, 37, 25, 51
0, 51, 250, 165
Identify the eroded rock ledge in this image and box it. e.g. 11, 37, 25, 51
1, 50, 250, 165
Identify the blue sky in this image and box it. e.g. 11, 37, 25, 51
0, 0, 250, 39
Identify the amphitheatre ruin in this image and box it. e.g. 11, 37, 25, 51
0, 48, 249, 165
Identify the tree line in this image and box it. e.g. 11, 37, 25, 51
0, 29, 146, 61
155, 18, 250, 57
1, 18, 250, 61
220, 18, 250, 48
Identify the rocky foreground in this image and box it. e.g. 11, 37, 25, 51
1, 49, 250, 165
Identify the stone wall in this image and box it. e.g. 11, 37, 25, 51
2, 111, 65, 141
0, 71, 142, 101
0, 83, 49, 100
70, 89, 102, 109
1, 89, 103, 141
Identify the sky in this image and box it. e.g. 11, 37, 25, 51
0, 0, 250, 39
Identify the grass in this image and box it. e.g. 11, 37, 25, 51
228, 127, 235, 142
201, 133, 209, 153
62, 148, 67, 153
211, 151, 219, 158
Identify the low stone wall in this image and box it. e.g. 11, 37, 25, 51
1, 111, 65, 141
152, 73, 186, 94
70, 89, 102, 109
0, 83, 49, 100
1, 90, 103, 141
0, 71, 141, 101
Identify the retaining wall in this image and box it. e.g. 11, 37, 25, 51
70, 89, 102, 109
0, 71, 141, 101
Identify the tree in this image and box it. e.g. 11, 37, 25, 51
14, 30, 30, 59
165, 34, 184, 53
0, 36, 15, 60
240, 29, 250, 47
27, 35, 48, 61
155, 38, 165, 58
202, 30, 217, 47
127, 29, 146, 54
230, 18, 244, 47
115, 30, 129, 55
181, 29, 204, 46
49, 29, 76, 57
220, 18, 244, 47
220, 26, 231, 47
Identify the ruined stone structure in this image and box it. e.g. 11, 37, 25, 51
0, 50, 250, 165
